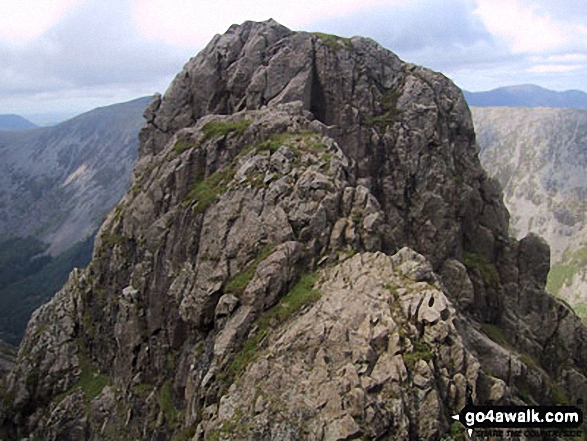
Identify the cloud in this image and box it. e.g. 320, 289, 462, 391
528, 64, 582, 73
473, 0, 587, 54
131, 0, 398, 46
0, 0, 192, 116
1, 0, 586, 118
0, 0, 82, 41
304, 0, 587, 92
303, 0, 502, 69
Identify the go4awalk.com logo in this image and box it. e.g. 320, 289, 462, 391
451, 403, 584, 438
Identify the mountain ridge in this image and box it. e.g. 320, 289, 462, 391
464, 84, 587, 109
0, 114, 38, 130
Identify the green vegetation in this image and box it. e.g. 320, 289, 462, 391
517, 352, 540, 372
518, 384, 533, 404
185, 165, 236, 213
78, 355, 109, 402
462, 251, 500, 287
313, 32, 353, 52
220, 272, 321, 385
204, 409, 254, 441
201, 119, 251, 142
132, 383, 155, 396
546, 244, 587, 296
385, 283, 399, 300
365, 87, 402, 130
158, 380, 177, 424
573, 302, 587, 325
551, 383, 569, 405
0, 236, 50, 286
402, 339, 433, 369
173, 425, 198, 441
0, 234, 95, 345
100, 231, 125, 248
53, 352, 109, 405
255, 130, 326, 155
184, 129, 327, 212
449, 420, 466, 440
173, 139, 197, 155
480, 323, 509, 346
225, 244, 276, 297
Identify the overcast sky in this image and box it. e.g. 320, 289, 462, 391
1, 0, 586, 124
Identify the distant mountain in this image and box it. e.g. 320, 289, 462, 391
473, 106, 587, 322
464, 84, 587, 109
0, 96, 150, 344
0, 114, 38, 130
0, 96, 151, 255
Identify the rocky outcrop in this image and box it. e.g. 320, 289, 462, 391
1, 20, 585, 441
0, 340, 16, 377
204, 250, 483, 440
473, 107, 587, 321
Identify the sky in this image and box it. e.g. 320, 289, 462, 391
1, 0, 586, 124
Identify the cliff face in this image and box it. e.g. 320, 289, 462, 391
473, 107, 587, 321
1, 20, 585, 441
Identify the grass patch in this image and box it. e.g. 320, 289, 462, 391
547, 244, 587, 296
449, 420, 466, 440
462, 252, 500, 287
480, 323, 509, 346
201, 119, 251, 142
518, 353, 540, 372
365, 87, 402, 130
573, 302, 587, 325
225, 244, 276, 297
78, 354, 109, 403
100, 232, 125, 249
518, 384, 533, 404
313, 32, 353, 52
132, 383, 155, 396
185, 165, 236, 213
551, 383, 569, 405
385, 283, 399, 300
53, 352, 109, 405
184, 129, 326, 212
173, 425, 198, 441
256, 131, 325, 155
402, 339, 433, 369
220, 272, 321, 385
547, 263, 578, 295
158, 380, 177, 424
173, 139, 197, 155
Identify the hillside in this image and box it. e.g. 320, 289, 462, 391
0, 96, 150, 255
465, 85, 587, 109
473, 107, 587, 320
0, 114, 38, 130
1, 20, 585, 441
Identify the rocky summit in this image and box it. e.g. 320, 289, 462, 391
1, 20, 585, 441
